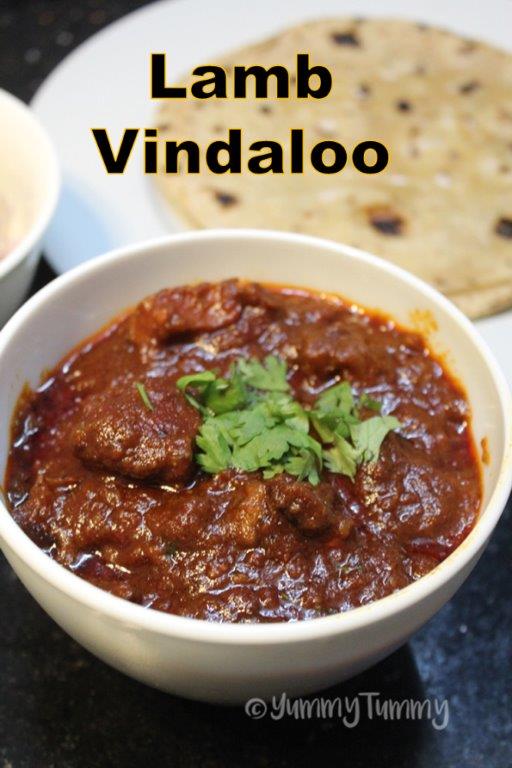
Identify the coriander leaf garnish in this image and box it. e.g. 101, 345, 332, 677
311, 381, 358, 442
177, 367, 247, 415
176, 357, 401, 484
232, 425, 294, 472
350, 415, 401, 464
176, 370, 217, 415
135, 382, 154, 411
237, 355, 289, 392
262, 463, 285, 480
176, 371, 217, 390
358, 393, 382, 413
231, 404, 275, 445
285, 450, 321, 485
205, 366, 247, 415
315, 381, 354, 415
195, 420, 232, 473
323, 434, 359, 480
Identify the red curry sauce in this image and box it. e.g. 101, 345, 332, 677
5, 281, 481, 622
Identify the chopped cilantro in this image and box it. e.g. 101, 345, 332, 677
284, 449, 321, 485
324, 434, 359, 480
176, 371, 216, 414
358, 392, 382, 413
176, 371, 217, 391
135, 382, 154, 411
176, 356, 401, 484
350, 415, 401, 464
310, 381, 358, 442
195, 420, 232, 473
206, 366, 247, 414
236, 355, 289, 392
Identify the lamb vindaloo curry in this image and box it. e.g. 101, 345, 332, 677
5, 280, 481, 622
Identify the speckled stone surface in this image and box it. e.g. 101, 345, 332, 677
0, 2, 511, 766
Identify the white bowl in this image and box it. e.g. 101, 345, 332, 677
0, 89, 60, 326
0, 230, 511, 704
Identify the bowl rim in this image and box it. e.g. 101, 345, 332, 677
0, 89, 60, 281
0, 227, 511, 645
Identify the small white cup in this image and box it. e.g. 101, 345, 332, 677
0, 89, 60, 326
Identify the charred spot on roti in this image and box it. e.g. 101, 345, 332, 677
459, 80, 481, 95
214, 190, 238, 208
495, 217, 512, 239
357, 82, 371, 98
366, 205, 406, 236
331, 31, 360, 47
396, 99, 412, 113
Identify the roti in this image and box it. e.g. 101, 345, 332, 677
154, 18, 512, 318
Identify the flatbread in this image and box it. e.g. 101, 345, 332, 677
154, 18, 512, 318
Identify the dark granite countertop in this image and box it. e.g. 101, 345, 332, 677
0, 2, 510, 766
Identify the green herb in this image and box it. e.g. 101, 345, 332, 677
177, 367, 247, 415
310, 381, 358, 442
323, 434, 359, 480
196, 420, 232, 473
206, 367, 247, 415
135, 382, 154, 411
176, 370, 217, 414
358, 393, 382, 413
350, 415, 401, 463
283, 449, 321, 485
236, 355, 289, 392
176, 371, 217, 391
316, 381, 355, 415
176, 356, 401, 484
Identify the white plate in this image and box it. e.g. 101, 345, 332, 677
32, 0, 512, 383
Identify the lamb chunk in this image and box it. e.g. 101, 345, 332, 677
217, 478, 267, 547
267, 474, 353, 537
239, 283, 339, 322
297, 320, 364, 375
129, 280, 243, 346
72, 379, 200, 483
